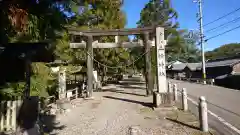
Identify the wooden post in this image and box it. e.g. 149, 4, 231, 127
115, 36, 119, 43
12, 100, 17, 131
25, 56, 31, 98
6, 101, 11, 131
182, 88, 188, 111
143, 32, 153, 96
199, 96, 208, 132
87, 35, 94, 98
0, 101, 5, 131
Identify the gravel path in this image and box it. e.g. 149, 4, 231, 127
49, 79, 212, 135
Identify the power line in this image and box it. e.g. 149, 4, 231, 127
205, 24, 240, 41
204, 7, 240, 27
205, 16, 240, 33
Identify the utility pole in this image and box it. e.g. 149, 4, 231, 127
195, 0, 206, 84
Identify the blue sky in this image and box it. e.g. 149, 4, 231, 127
123, 0, 240, 51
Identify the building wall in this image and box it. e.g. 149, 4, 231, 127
233, 63, 240, 73
215, 75, 240, 90
184, 67, 192, 78
206, 66, 233, 79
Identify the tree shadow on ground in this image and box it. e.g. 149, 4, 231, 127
166, 118, 200, 130
119, 81, 145, 85
101, 88, 146, 97
119, 85, 146, 90
103, 96, 152, 108
14, 97, 65, 135
40, 113, 66, 135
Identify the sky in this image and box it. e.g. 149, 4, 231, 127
122, 0, 240, 51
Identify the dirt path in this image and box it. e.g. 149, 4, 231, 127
50, 79, 213, 135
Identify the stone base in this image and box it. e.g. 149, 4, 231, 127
153, 92, 174, 108
153, 92, 161, 107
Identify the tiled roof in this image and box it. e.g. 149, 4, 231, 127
168, 62, 201, 71
170, 63, 187, 71
196, 59, 240, 70
186, 63, 201, 71
205, 59, 240, 68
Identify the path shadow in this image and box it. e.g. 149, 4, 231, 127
103, 96, 153, 108
166, 118, 200, 130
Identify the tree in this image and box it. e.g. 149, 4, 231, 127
167, 30, 201, 62
71, 0, 130, 82
0, 0, 76, 98
132, 0, 179, 73
0, 0, 74, 43
205, 43, 240, 60
132, 0, 201, 76
137, 0, 179, 38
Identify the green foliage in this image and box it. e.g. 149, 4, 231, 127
0, 0, 72, 43
166, 30, 201, 63
0, 82, 25, 99
132, 0, 179, 72
0, 0, 74, 98
54, 32, 76, 61
71, 0, 130, 80
31, 63, 56, 97
137, 0, 179, 38
205, 43, 240, 60
131, 0, 201, 77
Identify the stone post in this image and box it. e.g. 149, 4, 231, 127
199, 96, 208, 132
75, 87, 78, 99
168, 82, 172, 93
167, 82, 173, 104
173, 84, 178, 101
182, 88, 188, 111
58, 68, 66, 99
211, 79, 215, 85
154, 27, 167, 106
87, 35, 94, 98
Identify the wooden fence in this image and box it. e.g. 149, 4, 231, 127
0, 98, 23, 133
0, 96, 56, 133
67, 87, 80, 100
0, 86, 88, 133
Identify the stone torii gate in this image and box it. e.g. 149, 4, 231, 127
68, 26, 167, 106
